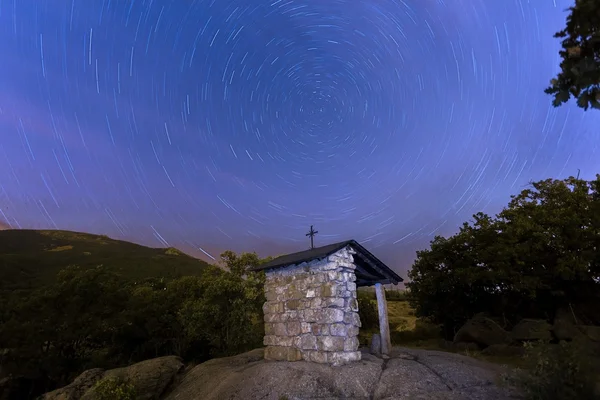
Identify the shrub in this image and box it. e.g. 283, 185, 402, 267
357, 291, 379, 330
503, 340, 600, 400
91, 376, 136, 400
385, 290, 409, 301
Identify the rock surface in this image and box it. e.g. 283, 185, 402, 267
164, 347, 520, 400
454, 313, 510, 348
41, 356, 183, 400
510, 319, 552, 342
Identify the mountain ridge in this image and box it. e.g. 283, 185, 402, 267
0, 229, 211, 292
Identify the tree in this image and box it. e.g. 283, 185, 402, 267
178, 251, 267, 356
407, 175, 600, 338
545, 0, 600, 110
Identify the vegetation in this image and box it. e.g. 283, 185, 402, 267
91, 377, 137, 400
2, 175, 600, 399
406, 175, 600, 339
503, 340, 600, 400
546, 0, 600, 110
0, 241, 268, 399
0, 229, 210, 293
406, 174, 600, 398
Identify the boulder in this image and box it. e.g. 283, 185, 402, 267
453, 342, 480, 352
436, 340, 478, 352
579, 325, 600, 342
164, 347, 517, 400
510, 319, 552, 342
40, 369, 105, 400
454, 313, 510, 348
552, 307, 583, 341
41, 356, 183, 400
370, 333, 381, 354
481, 344, 525, 357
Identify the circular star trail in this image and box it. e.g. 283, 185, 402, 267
0, 0, 598, 273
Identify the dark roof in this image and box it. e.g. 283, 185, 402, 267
250, 239, 403, 287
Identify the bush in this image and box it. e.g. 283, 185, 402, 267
503, 340, 600, 400
91, 377, 136, 400
357, 291, 379, 330
385, 290, 409, 301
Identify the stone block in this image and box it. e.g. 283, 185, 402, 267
347, 325, 359, 337
301, 322, 312, 334
265, 289, 277, 302
286, 299, 301, 310
318, 308, 345, 324
306, 289, 316, 298
275, 286, 286, 295
327, 271, 343, 281
310, 351, 328, 363
273, 323, 288, 336
299, 299, 310, 310
300, 334, 318, 350
272, 336, 294, 347
287, 285, 304, 301
320, 283, 337, 297
301, 351, 312, 361
344, 337, 360, 352
347, 282, 357, 292
322, 262, 339, 271
343, 312, 361, 327
264, 313, 279, 323
279, 312, 291, 322
287, 321, 302, 336
263, 302, 284, 314
328, 351, 361, 366
323, 298, 345, 308
312, 324, 329, 336
310, 297, 323, 308
263, 335, 276, 346
317, 336, 345, 352
330, 323, 349, 336
265, 323, 275, 335
347, 298, 359, 312
264, 346, 303, 362
303, 309, 318, 322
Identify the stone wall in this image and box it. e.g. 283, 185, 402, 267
262, 246, 361, 366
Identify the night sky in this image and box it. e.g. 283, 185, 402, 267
0, 0, 599, 277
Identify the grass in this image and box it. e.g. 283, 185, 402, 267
358, 291, 527, 368
0, 229, 210, 293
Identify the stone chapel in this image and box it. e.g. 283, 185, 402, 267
249, 240, 403, 366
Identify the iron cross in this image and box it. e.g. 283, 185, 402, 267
306, 225, 318, 249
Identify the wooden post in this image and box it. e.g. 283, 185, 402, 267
375, 283, 392, 355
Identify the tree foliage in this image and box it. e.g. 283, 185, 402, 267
407, 175, 600, 338
0, 250, 269, 399
545, 0, 600, 110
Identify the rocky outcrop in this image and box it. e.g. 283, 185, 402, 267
164, 348, 518, 400
41, 356, 183, 400
481, 344, 525, 357
510, 319, 552, 342
453, 314, 510, 348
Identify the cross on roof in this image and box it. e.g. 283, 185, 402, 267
306, 225, 318, 249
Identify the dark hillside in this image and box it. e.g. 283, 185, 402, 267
0, 229, 210, 292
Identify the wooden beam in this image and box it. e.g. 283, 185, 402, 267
375, 283, 392, 356
354, 252, 398, 284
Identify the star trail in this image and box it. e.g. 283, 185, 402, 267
0, 0, 598, 275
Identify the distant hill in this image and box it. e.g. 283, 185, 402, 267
0, 229, 211, 292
